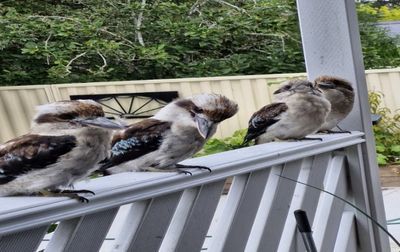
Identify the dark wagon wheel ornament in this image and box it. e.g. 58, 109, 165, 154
70, 91, 179, 119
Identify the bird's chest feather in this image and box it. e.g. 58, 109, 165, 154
289, 97, 330, 122
63, 130, 110, 172
151, 126, 204, 168
162, 126, 204, 156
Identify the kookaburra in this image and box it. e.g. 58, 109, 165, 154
314, 75, 354, 133
0, 100, 123, 202
98, 94, 238, 175
243, 79, 331, 144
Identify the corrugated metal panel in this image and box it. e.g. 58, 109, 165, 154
1, 69, 399, 142
0, 86, 54, 143
365, 69, 400, 113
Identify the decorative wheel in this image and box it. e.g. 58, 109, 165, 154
70, 91, 179, 119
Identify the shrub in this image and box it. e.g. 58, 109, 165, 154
369, 91, 400, 165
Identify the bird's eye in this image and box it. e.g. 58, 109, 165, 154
58, 112, 79, 120
193, 106, 203, 113
283, 85, 291, 90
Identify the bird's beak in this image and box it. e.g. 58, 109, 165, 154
77, 117, 125, 129
311, 87, 323, 95
195, 115, 214, 139
273, 87, 284, 95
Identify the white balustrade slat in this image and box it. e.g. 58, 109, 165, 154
0, 225, 49, 252
207, 174, 249, 252
345, 145, 376, 250
257, 160, 303, 251
126, 192, 183, 252
159, 188, 199, 252
277, 157, 314, 252
110, 202, 149, 252
313, 155, 348, 251
45, 208, 118, 252
333, 211, 357, 252
279, 153, 332, 251
222, 168, 271, 252
175, 180, 225, 252
244, 166, 282, 252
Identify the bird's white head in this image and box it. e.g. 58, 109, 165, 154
273, 79, 322, 100
32, 100, 124, 130
172, 93, 238, 139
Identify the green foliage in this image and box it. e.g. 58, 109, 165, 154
195, 129, 249, 157
0, 0, 304, 85
1, 0, 400, 85
378, 6, 400, 21
369, 91, 400, 165
359, 4, 400, 21
357, 4, 400, 68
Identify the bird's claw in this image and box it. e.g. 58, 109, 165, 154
78, 196, 90, 203
319, 130, 351, 134
199, 166, 212, 172
297, 137, 323, 141
47, 189, 95, 203
178, 170, 193, 176
175, 164, 212, 172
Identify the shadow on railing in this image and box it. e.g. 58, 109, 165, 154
0, 132, 379, 252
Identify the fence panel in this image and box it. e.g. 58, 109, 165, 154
1, 69, 399, 142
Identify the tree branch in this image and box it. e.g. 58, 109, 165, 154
28, 15, 79, 22
28, 15, 136, 48
98, 28, 135, 47
189, 0, 208, 16
97, 51, 107, 72
65, 52, 87, 75
135, 0, 146, 46
212, 0, 246, 12
44, 33, 52, 65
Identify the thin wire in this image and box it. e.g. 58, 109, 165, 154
276, 174, 400, 248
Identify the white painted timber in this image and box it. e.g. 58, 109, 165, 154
257, 160, 303, 251
45, 208, 118, 252
0, 133, 365, 236
313, 155, 348, 251
333, 211, 357, 252
0, 132, 378, 251
296, 0, 390, 250
0, 225, 49, 252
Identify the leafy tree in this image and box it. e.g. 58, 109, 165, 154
0, 0, 399, 85
357, 3, 400, 68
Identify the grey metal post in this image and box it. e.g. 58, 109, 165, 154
296, 0, 390, 251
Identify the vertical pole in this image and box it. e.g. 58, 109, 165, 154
296, 0, 390, 251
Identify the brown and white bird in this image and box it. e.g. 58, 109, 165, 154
243, 79, 331, 144
0, 100, 123, 202
98, 93, 238, 175
314, 75, 354, 133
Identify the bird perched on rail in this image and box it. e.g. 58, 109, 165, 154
314, 75, 354, 133
98, 93, 238, 175
243, 79, 331, 144
0, 100, 124, 202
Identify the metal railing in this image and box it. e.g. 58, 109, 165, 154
0, 132, 383, 251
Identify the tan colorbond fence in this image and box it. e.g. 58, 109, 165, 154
1, 69, 399, 142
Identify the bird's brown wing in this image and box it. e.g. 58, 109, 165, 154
243, 102, 288, 144
99, 119, 172, 170
0, 134, 77, 184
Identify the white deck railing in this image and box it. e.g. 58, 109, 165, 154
0, 132, 382, 251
